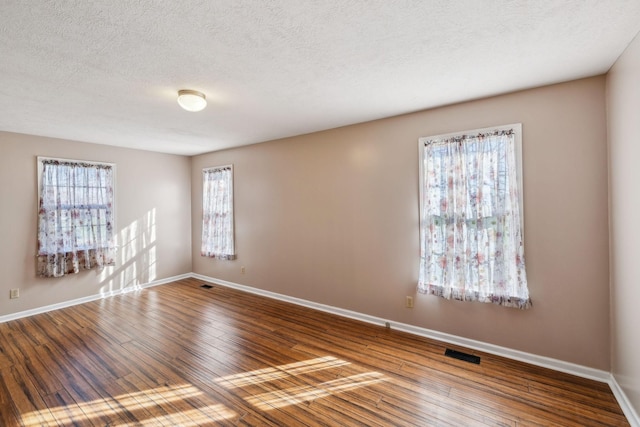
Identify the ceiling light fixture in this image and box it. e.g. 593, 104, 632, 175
177, 89, 207, 112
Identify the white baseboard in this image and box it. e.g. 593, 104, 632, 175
192, 274, 610, 382
609, 375, 640, 427
0, 273, 191, 324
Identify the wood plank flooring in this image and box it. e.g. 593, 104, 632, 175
0, 278, 629, 426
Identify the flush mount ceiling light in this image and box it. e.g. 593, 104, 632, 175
177, 89, 207, 112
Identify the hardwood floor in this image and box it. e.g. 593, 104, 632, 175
0, 278, 629, 426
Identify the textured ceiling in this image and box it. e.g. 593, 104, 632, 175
1, 1, 640, 156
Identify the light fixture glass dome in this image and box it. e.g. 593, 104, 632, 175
177, 89, 207, 112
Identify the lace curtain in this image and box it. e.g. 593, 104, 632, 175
417, 127, 531, 309
201, 166, 236, 260
37, 159, 115, 278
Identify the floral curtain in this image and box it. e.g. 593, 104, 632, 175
37, 159, 115, 278
201, 166, 236, 260
417, 129, 531, 309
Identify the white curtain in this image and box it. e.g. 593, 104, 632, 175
201, 166, 236, 260
37, 160, 115, 277
418, 129, 531, 308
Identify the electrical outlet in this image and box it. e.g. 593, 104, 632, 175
241, 266, 246, 274
10, 289, 19, 299
406, 296, 414, 308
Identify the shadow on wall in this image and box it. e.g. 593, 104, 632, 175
98, 208, 157, 296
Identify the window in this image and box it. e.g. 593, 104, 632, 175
417, 124, 531, 308
37, 157, 116, 278
201, 165, 236, 260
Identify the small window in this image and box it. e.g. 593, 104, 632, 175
201, 165, 236, 260
417, 124, 531, 308
37, 157, 116, 277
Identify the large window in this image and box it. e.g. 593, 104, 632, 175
417, 124, 531, 308
37, 157, 116, 278
201, 165, 236, 260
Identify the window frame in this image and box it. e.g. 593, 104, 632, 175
201, 164, 236, 260
417, 123, 530, 307
37, 156, 116, 255
418, 123, 524, 235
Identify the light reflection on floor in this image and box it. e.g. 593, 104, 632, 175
21, 356, 386, 425
245, 371, 386, 410
21, 384, 236, 426
216, 356, 386, 410
215, 356, 351, 388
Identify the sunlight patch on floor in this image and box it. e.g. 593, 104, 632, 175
22, 357, 387, 423
216, 356, 386, 411
21, 384, 236, 426
135, 404, 237, 427
215, 356, 350, 388
246, 372, 386, 410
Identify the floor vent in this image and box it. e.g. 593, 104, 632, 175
444, 348, 481, 364
200, 284, 214, 289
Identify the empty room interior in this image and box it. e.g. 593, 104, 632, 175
1, 1, 640, 426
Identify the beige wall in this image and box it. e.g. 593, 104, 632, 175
192, 76, 610, 369
0, 132, 192, 316
607, 33, 640, 415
